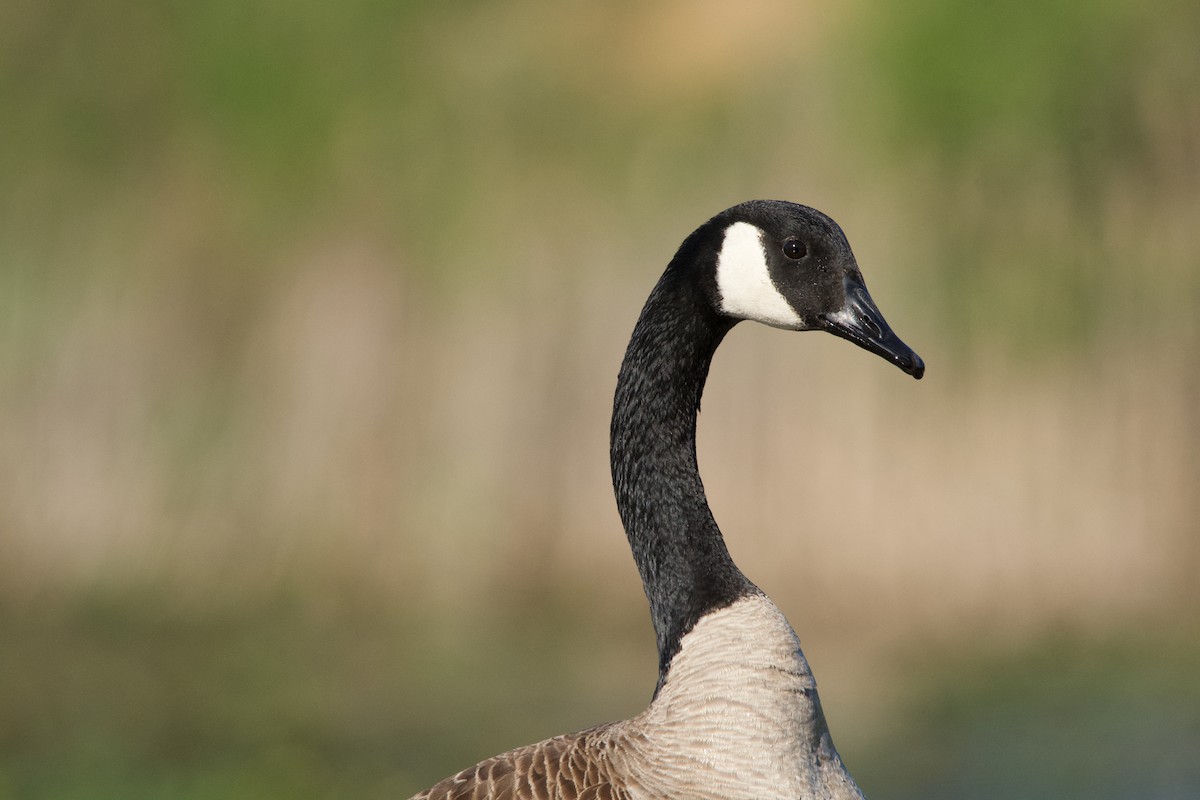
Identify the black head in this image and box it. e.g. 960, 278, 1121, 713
704, 200, 924, 379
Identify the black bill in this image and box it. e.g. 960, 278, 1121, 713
819, 273, 925, 379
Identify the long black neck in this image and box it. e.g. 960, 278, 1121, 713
610, 256, 756, 690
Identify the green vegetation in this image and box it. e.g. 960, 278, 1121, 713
3, 597, 1197, 799
858, 631, 1200, 799
0, 594, 652, 799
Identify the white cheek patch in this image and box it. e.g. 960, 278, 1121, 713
714, 222, 803, 329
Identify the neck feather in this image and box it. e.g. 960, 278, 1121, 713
610, 263, 754, 688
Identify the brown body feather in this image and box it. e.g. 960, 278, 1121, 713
410, 726, 633, 800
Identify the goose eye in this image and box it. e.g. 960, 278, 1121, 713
782, 238, 807, 260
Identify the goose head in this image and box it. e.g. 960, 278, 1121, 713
707, 200, 924, 379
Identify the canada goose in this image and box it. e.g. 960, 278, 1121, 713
409, 200, 923, 800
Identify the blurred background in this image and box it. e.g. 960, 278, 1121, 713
2, 0, 1199, 797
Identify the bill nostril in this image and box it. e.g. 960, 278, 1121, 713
862, 313, 882, 338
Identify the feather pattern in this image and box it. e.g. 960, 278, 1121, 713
409, 727, 633, 800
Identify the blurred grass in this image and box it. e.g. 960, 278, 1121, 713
856, 626, 1200, 800
849, 0, 1200, 359
3, 596, 1197, 799
0, 592, 653, 799
2, 0, 1199, 797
